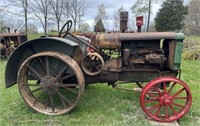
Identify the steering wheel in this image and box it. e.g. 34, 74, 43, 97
59, 20, 72, 37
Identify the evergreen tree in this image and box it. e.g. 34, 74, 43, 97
155, 0, 187, 32
94, 19, 106, 32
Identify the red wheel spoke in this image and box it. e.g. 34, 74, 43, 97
173, 87, 185, 98
155, 104, 162, 116
147, 92, 159, 98
147, 103, 161, 111
165, 105, 169, 119
163, 83, 167, 94
168, 82, 176, 94
174, 96, 187, 100
172, 102, 184, 108
153, 86, 162, 94
169, 105, 178, 115
145, 98, 159, 103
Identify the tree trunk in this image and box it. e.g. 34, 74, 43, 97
25, 0, 28, 34
57, 20, 60, 34
74, 18, 76, 31
147, 0, 151, 32
45, 15, 47, 35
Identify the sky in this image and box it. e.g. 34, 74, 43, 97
84, 0, 163, 31
0, 0, 163, 32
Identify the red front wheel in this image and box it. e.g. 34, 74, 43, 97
140, 77, 192, 122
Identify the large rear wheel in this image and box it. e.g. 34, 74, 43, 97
17, 51, 85, 115
140, 77, 192, 122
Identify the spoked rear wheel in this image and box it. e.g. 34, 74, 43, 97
17, 52, 85, 115
140, 77, 192, 122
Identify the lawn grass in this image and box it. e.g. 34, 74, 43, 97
0, 58, 200, 126
28, 32, 58, 40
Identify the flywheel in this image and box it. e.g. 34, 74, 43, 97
81, 52, 104, 76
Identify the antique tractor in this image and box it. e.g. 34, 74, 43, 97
5, 21, 192, 122
0, 33, 27, 58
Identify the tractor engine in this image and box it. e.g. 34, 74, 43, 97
94, 33, 167, 69
122, 40, 166, 66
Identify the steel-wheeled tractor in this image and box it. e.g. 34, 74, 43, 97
5, 21, 192, 122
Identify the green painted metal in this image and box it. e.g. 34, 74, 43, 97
175, 33, 185, 40
173, 33, 185, 70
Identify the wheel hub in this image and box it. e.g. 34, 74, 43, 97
40, 76, 59, 95
159, 95, 172, 106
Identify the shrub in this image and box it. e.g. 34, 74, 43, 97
183, 36, 200, 60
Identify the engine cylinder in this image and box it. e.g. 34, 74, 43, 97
123, 49, 130, 65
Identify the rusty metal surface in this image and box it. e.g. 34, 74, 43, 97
95, 32, 180, 49
96, 33, 120, 49
17, 51, 85, 115
81, 52, 104, 76
0, 32, 26, 37
68, 32, 99, 52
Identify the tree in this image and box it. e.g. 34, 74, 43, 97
0, 16, 24, 33
94, 19, 106, 32
70, 0, 85, 31
0, 18, 7, 33
155, 0, 187, 32
132, 0, 161, 32
63, 0, 72, 22
0, 0, 9, 12
80, 23, 90, 32
94, 4, 108, 30
27, 23, 38, 34
51, 0, 64, 33
8, 0, 28, 34
113, 10, 120, 32
29, 0, 53, 35
184, 0, 200, 35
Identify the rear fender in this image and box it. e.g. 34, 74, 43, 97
5, 37, 82, 88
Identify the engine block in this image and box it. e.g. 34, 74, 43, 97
122, 40, 166, 66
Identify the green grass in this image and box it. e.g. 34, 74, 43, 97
28, 32, 58, 40
0, 59, 200, 125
